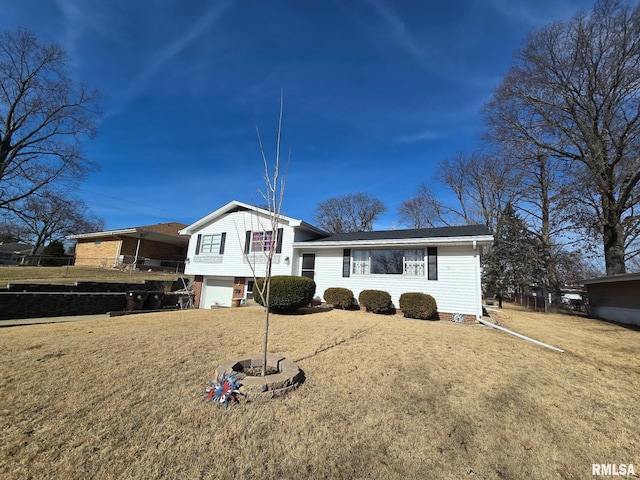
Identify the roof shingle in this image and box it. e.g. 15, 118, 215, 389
305, 224, 491, 243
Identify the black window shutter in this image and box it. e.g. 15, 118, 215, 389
275, 228, 284, 253
244, 231, 251, 254
219, 232, 226, 254
342, 249, 351, 277
195, 234, 202, 255
428, 247, 438, 280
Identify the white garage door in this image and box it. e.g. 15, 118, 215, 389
202, 276, 234, 308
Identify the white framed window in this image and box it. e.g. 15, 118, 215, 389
200, 234, 220, 253
196, 233, 226, 255
252, 231, 274, 252
244, 228, 283, 254
352, 249, 426, 276
404, 249, 425, 276
352, 249, 370, 275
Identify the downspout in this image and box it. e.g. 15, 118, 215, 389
473, 240, 481, 320
478, 318, 564, 352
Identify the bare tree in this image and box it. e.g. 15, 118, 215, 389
0, 214, 25, 242
8, 189, 104, 253
398, 151, 521, 231
313, 192, 386, 233
0, 28, 100, 211
482, 0, 640, 275
397, 183, 441, 228
491, 134, 580, 302
239, 92, 288, 378
522, 154, 570, 303
554, 246, 602, 286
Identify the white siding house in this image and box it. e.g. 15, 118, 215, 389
180, 201, 327, 307
293, 227, 493, 321
181, 200, 493, 319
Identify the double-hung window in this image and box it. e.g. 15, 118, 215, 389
244, 228, 284, 254
352, 249, 370, 275
196, 233, 226, 255
252, 231, 274, 252
351, 248, 430, 277
404, 249, 425, 276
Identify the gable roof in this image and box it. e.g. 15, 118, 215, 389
179, 200, 328, 236
294, 224, 493, 248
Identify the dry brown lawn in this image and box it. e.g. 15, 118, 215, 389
0, 266, 186, 285
1, 303, 638, 479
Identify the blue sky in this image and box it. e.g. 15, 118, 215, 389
1, 0, 596, 231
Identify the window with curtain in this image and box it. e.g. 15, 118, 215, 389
351, 249, 426, 276
252, 231, 274, 252
352, 249, 370, 275
244, 228, 283, 254
404, 249, 425, 276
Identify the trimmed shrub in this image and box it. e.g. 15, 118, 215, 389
399, 292, 438, 320
253, 275, 316, 313
358, 289, 392, 314
323, 287, 355, 309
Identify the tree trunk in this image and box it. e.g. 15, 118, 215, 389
262, 257, 272, 379
603, 222, 626, 275
538, 157, 561, 306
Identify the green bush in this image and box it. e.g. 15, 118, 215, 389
253, 275, 316, 313
399, 292, 438, 320
323, 287, 355, 309
358, 289, 392, 314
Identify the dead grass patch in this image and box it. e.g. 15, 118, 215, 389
1, 304, 638, 479
0, 266, 186, 285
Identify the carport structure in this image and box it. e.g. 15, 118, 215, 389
68, 222, 189, 271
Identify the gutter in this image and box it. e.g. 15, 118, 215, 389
292, 235, 494, 249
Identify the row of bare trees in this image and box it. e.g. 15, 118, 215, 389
396, 0, 640, 302
0, 28, 103, 252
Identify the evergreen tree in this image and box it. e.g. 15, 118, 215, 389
41, 240, 67, 266
483, 204, 540, 301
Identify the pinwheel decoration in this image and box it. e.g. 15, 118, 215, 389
206, 372, 245, 408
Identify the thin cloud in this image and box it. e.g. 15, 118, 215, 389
362, 0, 424, 63
396, 129, 441, 144
487, 0, 591, 27
108, 0, 233, 116
56, 0, 114, 63
55, 0, 87, 63
341, 0, 437, 72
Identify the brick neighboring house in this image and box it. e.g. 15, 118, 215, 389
67, 222, 189, 271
